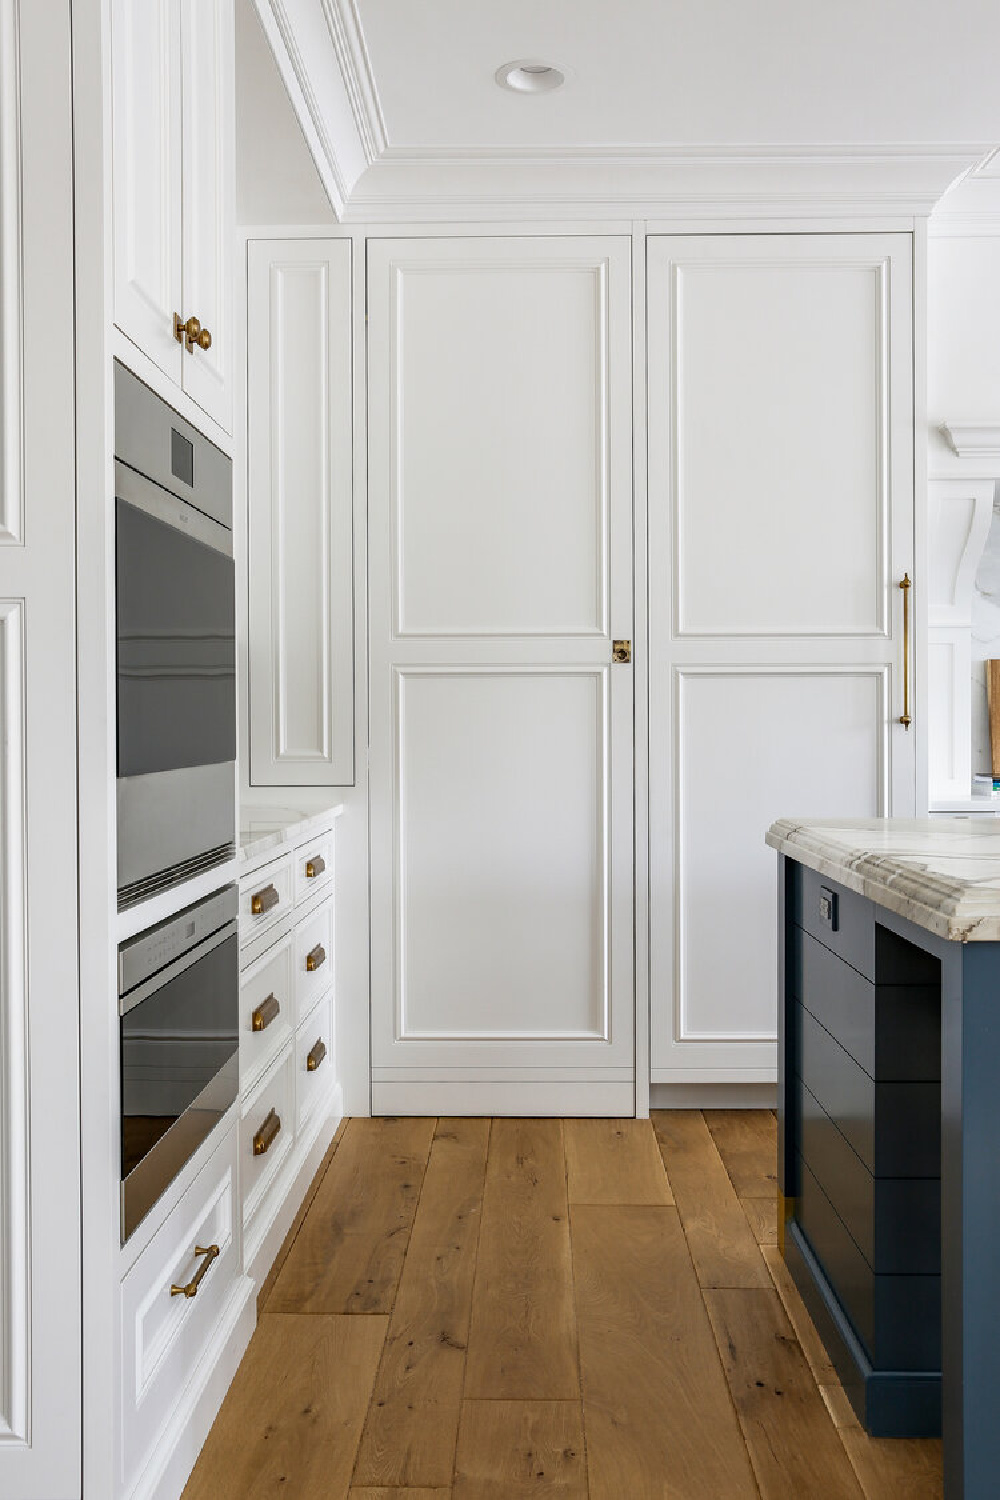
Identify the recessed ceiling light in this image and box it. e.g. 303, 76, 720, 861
495, 60, 565, 94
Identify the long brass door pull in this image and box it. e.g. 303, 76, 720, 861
899, 574, 912, 729
170, 1243, 219, 1298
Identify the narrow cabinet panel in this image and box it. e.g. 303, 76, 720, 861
179, 0, 234, 430
247, 239, 354, 786
111, 0, 184, 385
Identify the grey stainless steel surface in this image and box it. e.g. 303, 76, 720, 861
120, 1056, 239, 1244
114, 360, 232, 530
114, 461, 233, 558
117, 761, 236, 898
119, 883, 238, 1000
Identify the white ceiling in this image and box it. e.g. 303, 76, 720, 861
355, 0, 1000, 152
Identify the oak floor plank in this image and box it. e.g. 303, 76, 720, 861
564, 1118, 673, 1205
464, 1119, 579, 1400
351, 1491, 451, 1499
268, 1117, 437, 1314
652, 1111, 771, 1288
741, 1194, 778, 1247
181, 1313, 387, 1500
703, 1287, 864, 1499
760, 1243, 838, 1384
837, 1428, 943, 1500
353, 1119, 490, 1488
704, 1109, 779, 1198
453, 1401, 587, 1498
572, 1204, 758, 1500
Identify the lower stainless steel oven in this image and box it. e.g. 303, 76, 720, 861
119, 885, 239, 1243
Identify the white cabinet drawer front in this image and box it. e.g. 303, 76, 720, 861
240, 853, 293, 946
292, 830, 335, 907
296, 995, 334, 1134
120, 1122, 238, 1494
240, 1046, 294, 1221
294, 897, 334, 1027
240, 934, 294, 1093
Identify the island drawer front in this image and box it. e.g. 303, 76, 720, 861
797, 1155, 941, 1371
240, 852, 294, 948
796, 927, 941, 1082
293, 829, 335, 907
240, 933, 294, 1095
240, 1046, 295, 1224
798, 1005, 940, 1178
294, 896, 334, 1028
800, 1078, 941, 1273
792, 863, 875, 981
296, 993, 334, 1135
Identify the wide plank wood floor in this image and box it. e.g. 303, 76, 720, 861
183, 1111, 942, 1499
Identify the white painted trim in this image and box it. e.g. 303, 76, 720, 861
650, 1081, 777, 1109
0, 0, 21, 548
372, 1079, 635, 1116
632, 225, 650, 1122
913, 218, 930, 814
318, 0, 385, 163
943, 423, 1000, 461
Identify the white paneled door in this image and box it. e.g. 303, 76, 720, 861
368, 236, 634, 1115
648, 233, 916, 1083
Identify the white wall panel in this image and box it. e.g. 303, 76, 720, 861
395, 669, 607, 1041
0, 0, 19, 547
248, 239, 354, 785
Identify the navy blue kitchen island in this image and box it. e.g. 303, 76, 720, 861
768, 817, 1000, 1500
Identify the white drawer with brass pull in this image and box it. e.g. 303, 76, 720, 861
240, 1044, 294, 1224
294, 895, 334, 1027
239, 932, 293, 1094
293, 829, 335, 906
239, 852, 293, 948
120, 1121, 238, 1496
296, 995, 334, 1134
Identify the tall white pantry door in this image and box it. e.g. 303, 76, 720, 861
368, 236, 635, 1116
647, 233, 916, 1085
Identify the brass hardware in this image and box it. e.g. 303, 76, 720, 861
306, 1038, 327, 1073
253, 1108, 281, 1157
170, 1243, 219, 1298
173, 313, 204, 352
612, 639, 632, 664
305, 943, 326, 973
899, 574, 912, 729
251, 992, 280, 1033
195, 325, 212, 352
251, 883, 279, 917
305, 854, 326, 879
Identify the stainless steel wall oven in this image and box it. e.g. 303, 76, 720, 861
119, 885, 239, 1242
115, 361, 236, 907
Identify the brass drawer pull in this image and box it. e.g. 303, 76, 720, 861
305, 854, 326, 879
251, 993, 280, 1033
251, 883, 279, 916
253, 1108, 281, 1157
899, 574, 912, 729
306, 1038, 327, 1073
305, 943, 326, 973
170, 1243, 219, 1299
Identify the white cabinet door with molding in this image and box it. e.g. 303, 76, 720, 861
647, 232, 915, 1085
247, 239, 354, 786
368, 236, 634, 1116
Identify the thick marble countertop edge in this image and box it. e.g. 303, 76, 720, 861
767, 816, 1000, 943
238, 802, 345, 870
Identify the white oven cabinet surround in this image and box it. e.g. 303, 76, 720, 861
111, 0, 234, 432
237, 804, 343, 1281
647, 232, 917, 1086
247, 239, 354, 786
367, 235, 635, 1116
0, 3, 81, 1495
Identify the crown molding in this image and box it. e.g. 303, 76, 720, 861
943, 424, 1000, 462
318, 0, 386, 164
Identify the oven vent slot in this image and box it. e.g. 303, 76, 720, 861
117, 841, 235, 911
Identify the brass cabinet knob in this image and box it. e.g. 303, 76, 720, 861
172, 313, 212, 352
253, 1108, 281, 1157
305, 943, 326, 973
170, 1243, 219, 1298
306, 1038, 327, 1073
251, 992, 280, 1033
195, 326, 212, 351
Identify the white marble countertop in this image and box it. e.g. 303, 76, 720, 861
766, 816, 1000, 942
238, 801, 344, 868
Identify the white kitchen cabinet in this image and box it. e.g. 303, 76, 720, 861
247, 239, 354, 787
647, 232, 916, 1086
111, 0, 233, 431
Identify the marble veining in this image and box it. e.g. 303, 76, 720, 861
238, 802, 344, 866
767, 815, 1000, 941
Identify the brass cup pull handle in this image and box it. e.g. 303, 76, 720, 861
305, 943, 326, 973
253, 1108, 281, 1157
305, 854, 326, 879
899, 574, 912, 729
170, 1243, 219, 1299
251, 993, 280, 1033
306, 1038, 327, 1073
251, 883, 280, 916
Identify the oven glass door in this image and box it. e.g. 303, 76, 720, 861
120, 928, 238, 1239
116, 496, 236, 779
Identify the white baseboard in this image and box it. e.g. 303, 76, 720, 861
649, 1082, 778, 1110
243, 1087, 343, 1287
371, 1078, 634, 1115
132, 1274, 256, 1500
